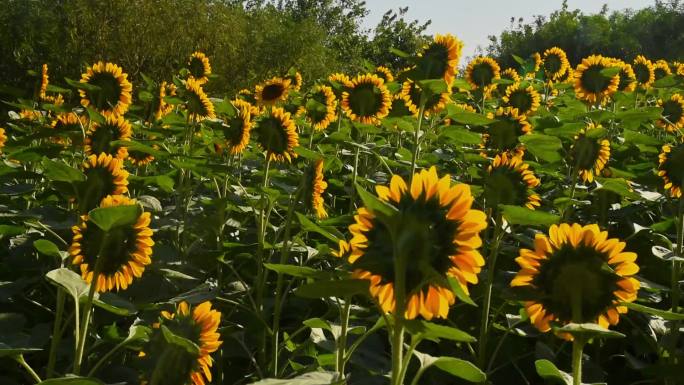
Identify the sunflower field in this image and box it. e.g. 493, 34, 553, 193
1, 34, 684, 385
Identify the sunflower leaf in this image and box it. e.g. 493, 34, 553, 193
64, 77, 101, 92
448, 277, 477, 306
405, 320, 476, 342
264, 263, 332, 280
354, 183, 398, 220
296, 213, 340, 243
33, 239, 64, 259
535, 359, 572, 385
432, 356, 486, 382
160, 325, 201, 356
88, 204, 142, 232
500, 205, 560, 226
555, 323, 625, 339
599, 67, 621, 78
41, 158, 86, 183
620, 302, 684, 320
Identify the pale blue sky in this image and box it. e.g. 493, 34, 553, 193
363, 0, 654, 61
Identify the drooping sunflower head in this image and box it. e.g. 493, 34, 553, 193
306, 159, 328, 219
236, 88, 257, 105
611, 59, 636, 92
481, 107, 532, 155
654, 59, 672, 80
465, 57, 501, 93
128, 150, 155, 167
304, 85, 337, 131
399, 79, 451, 117
153, 81, 176, 121
571, 122, 610, 183
542, 47, 571, 82
485, 152, 541, 210
415, 34, 463, 86
80, 153, 129, 212
287, 71, 303, 92
340, 74, 392, 125
374, 66, 394, 83
70, 195, 153, 292
657, 94, 684, 132
502, 83, 541, 116
187, 51, 212, 85
254, 107, 299, 162
632, 55, 655, 89
143, 301, 222, 385
511, 223, 640, 333
255, 77, 291, 106
573, 55, 619, 105
85, 115, 132, 160
185, 79, 215, 121
79, 61, 133, 117
221, 99, 253, 155
497, 68, 521, 94
658, 143, 684, 198
336, 167, 487, 320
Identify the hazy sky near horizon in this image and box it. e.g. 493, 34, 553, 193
363, 0, 654, 61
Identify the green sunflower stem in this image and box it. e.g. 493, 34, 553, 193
73, 269, 99, 375
270, 183, 304, 377
256, 157, 272, 371
336, 298, 352, 379
349, 145, 361, 212
391, 321, 405, 385
86, 338, 129, 377
391, 231, 408, 385
46, 287, 66, 377
409, 99, 427, 183
478, 212, 503, 370
15, 355, 42, 384
571, 336, 587, 385
670, 196, 684, 356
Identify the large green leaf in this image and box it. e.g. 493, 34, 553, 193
34, 239, 64, 259
296, 213, 340, 243
42, 158, 85, 183
247, 372, 338, 385
38, 377, 105, 385
500, 205, 560, 226
161, 325, 200, 355
518, 134, 562, 163
535, 359, 571, 385
404, 320, 476, 342
621, 302, 684, 320
45, 268, 89, 304
264, 263, 331, 279
433, 357, 486, 382
555, 322, 625, 339
88, 204, 142, 232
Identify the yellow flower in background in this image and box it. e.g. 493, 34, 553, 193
658, 143, 684, 198
287, 71, 303, 92
80, 153, 130, 212
222, 99, 253, 155
310, 159, 328, 219
188, 51, 211, 85
657, 94, 684, 132
416, 34, 463, 86
0, 127, 7, 152
481, 107, 532, 156
304, 85, 337, 131
511, 223, 640, 333
654, 59, 672, 80
542, 47, 571, 82
254, 107, 299, 162
185, 78, 215, 121
571, 122, 610, 183
399, 79, 450, 117
610, 59, 637, 92
70, 195, 153, 292
573, 55, 619, 105
465, 57, 501, 94
85, 115, 132, 160
255, 77, 291, 106
79, 61, 133, 117
632, 55, 655, 89
336, 167, 487, 320
485, 152, 541, 210
497, 67, 521, 94
502, 83, 541, 115
341, 74, 392, 125
374, 66, 394, 83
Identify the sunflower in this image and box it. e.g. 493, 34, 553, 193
399, 79, 450, 117
571, 123, 610, 183
70, 195, 153, 292
255, 77, 291, 106
658, 143, 684, 198
221, 99, 252, 155
80, 153, 129, 212
511, 223, 639, 333
328, 73, 352, 87
340, 74, 392, 125
85, 115, 132, 159
128, 150, 155, 167
79, 61, 133, 117
657, 94, 684, 132
485, 152, 541, 209
374, 66, 395, 83
611, 59, 637, 92
304, 85, 337, 131
676, 61, 684, 76
481, 107, 532, 155
465, 57, 501, 94
497, 68, 521, 94
188, 51, 211, 85
541, 47, 570, 82
254, 107, 298, 162
309, 159, 328, 219
335, 167, 487, 320
573, 55, 619, 105
287, 71, 303, 92
185, 79, 215, 121
51, 112, 88, 131
39, 64, 49, 99
153, 81, 176, 121
0, 127, 6, 152
525, 52, 542, 79
632, 55, 655, 89
415, 34, 463, 86
654, 59, 672, 80
144, 301, 222, 385
502, 83, 541, 115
